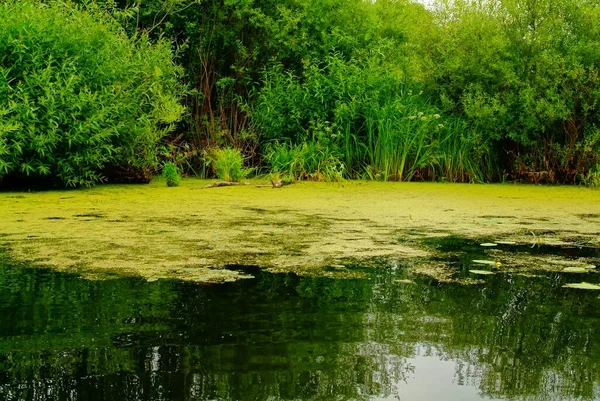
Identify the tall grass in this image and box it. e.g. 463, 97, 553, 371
342, 94, 495, 182
264, 142, 345, 182
209, 148, 251, 182
430, 120, 497, 183
255, 54, 499, 182
360, 101, 433, 181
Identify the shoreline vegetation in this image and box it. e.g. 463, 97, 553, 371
1, 0, 600, 188
1, 179, 599, 282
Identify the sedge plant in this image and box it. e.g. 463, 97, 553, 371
210, 148, 251, 182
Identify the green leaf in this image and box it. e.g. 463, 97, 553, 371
469, 270, 495, 275
562, 282, 600, 290
20, 162, 35, 175
472, 260, 497, 265
563, 267, 591, 273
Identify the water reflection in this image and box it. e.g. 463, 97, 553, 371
0, 261, 598, 401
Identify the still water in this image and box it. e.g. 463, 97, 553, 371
0, 255, 599, 401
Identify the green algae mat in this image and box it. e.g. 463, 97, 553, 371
1, 179, 599, 282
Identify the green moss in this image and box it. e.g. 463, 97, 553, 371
1, 179, 599, 282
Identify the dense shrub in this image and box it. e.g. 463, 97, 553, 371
0, 1, 184, 187
5, 0, 598, 185
420, 0, 600, 182
91, 0, 414, 164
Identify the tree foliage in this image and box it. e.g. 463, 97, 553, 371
0, 1, 184, 187
6, 0, 600, 185
422, 0, 600, 182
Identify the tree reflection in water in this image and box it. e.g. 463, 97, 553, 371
0, 261, 598, 401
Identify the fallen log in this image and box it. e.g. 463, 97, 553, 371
255, 179, 288, 188
200, 179, 290, 189
202, 181, 249, 189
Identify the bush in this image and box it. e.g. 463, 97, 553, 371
210, 148, 251, 182
162, 162, 181, 187
0, 1, 184, 187
420, 0, 600, 182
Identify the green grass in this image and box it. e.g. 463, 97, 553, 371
210, 148, 251, 182
264, 142, 345, 182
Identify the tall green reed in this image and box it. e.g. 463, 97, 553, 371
264, 142, 345, 182
255, 54, 499, 182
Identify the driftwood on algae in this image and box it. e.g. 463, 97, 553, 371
201, 179, 287, 189
202, 181, 248, 189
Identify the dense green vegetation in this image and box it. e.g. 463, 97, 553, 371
209, 147, 252, 181
1, 0, 599, 186
0, 1, 183, 186
425, 0, 600, 184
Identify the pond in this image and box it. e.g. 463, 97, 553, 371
1, 250, 599, 401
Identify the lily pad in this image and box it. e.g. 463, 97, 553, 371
394, 279, 415, 284
550, 260, 586, 267
517, 273, 542, 278
563, 267, 590, 273
562, 282, 600, 290
469, 270, 495, 275
472, 260, 497, 265
480, 243, 498, 247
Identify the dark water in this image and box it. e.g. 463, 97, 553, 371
0, 255, 599, 401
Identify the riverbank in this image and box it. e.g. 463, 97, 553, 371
1, 179, 599, 282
